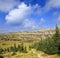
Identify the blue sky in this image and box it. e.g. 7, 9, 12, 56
0, 0, 60, 33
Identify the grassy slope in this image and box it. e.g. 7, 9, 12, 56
0, 40, 60, 58
2, 49, 60, 58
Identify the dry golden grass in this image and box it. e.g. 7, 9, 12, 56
0, 40, 32, 49
0, 40, 60, 58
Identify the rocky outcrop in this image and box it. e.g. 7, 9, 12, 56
0, 28, 60, 41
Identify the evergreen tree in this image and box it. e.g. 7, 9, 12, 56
53, 25, 60, 42
34, 25, 60, 54
52, 25, 60, 54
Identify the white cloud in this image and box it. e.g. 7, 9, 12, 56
49, 0, 60, 8
23, 19, 40, 30
44, 0, 60, 12
5, 3, 38, 30
23, 19, 35, 28
5, 0, 60, 31
5, 2, 46, 31
35, 0, 60, 16
0, 0, 60, 32
21, 18, 45, 31
0, 0, 60, 13
0, 0, 19, 12
6, 3, 32, 24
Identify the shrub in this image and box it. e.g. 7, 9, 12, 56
0, 55, 4, 58
11, 52, 16, 56
0, 48, 3, 54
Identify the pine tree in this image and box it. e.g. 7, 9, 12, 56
35, 25, 60, 54
55, 25, 60, 54
53, 25, 60, 42
48, 25, 60, 54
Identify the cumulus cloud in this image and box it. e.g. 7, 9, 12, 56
23, 19, 42, 30
5, 0, 60, 31
48, 0, 60, 8
5, 2, 46, 31
0, 0, 19, 12
35, 0, 60, 16
0, 0, 60, 13
44, 0, 60, 12
5, 3, 40, 31
20, 18, 45, 31
6, 3, 32, 24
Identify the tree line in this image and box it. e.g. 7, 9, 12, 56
29, 25, 60, 54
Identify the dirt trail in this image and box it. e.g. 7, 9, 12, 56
31, 49, 58, 58
32, 50, 44, 58
37, 54, 44, 58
